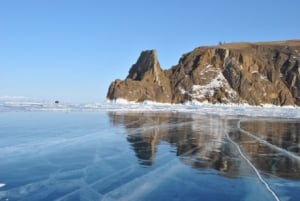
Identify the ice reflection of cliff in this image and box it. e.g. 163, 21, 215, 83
187, 115, 224, 163
236, 120, 300, 179
108, 112, 237, 176
108, 112, 300, 180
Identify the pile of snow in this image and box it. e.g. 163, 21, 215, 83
103, 99, 300, 119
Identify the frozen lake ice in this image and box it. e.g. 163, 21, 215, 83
0, 102, 299, 201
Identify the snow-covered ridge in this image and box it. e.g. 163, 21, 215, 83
1, 99, 299, 118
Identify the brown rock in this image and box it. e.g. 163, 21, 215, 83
107, 40, 300, 106
107, 50, 172, 103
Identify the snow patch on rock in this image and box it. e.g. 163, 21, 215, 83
179, 64, 240, 103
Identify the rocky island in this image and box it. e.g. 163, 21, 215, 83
107, 40, 300, 106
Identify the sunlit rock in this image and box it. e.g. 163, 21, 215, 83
107, 40, 300, 106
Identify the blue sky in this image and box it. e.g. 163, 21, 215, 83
1, 0, 299, 103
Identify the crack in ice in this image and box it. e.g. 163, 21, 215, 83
225, 120, 281, 201
238, 120, 300, 163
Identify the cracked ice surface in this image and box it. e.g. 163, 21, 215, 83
0, 109, 300, 201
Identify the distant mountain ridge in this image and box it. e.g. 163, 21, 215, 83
107, 40, 300, 106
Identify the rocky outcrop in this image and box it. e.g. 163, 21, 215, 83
107, 40, 300, 106
107, 50, 172, 103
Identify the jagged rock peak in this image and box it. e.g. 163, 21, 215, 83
127, 49, 160, 81
106, 49, 173, 103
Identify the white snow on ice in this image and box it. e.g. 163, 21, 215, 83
0, 97, 300, 118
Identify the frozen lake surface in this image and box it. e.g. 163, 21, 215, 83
0, 102, 299, 201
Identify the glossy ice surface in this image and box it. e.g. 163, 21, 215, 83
0, 103, 299, 201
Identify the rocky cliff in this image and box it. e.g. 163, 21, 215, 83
107, 40, 300, 106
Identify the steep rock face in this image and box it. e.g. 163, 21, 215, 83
107, 40, 300, 106
107, 50, 172, 102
